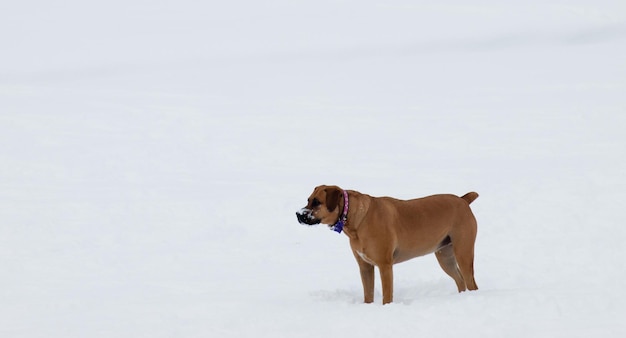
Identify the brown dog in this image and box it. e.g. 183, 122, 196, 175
296, 185, 479, 304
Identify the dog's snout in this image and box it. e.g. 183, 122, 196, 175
296, 208, 320, 225
296, 211, 307, 224
296, 208, 307, 224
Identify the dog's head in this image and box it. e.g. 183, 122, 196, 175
296, 185, 342, 226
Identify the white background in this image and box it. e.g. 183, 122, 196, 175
2, 1, 626, 337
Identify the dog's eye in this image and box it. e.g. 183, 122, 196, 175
311, 198, 321, 207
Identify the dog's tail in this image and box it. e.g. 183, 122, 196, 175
461, 192, 479, 204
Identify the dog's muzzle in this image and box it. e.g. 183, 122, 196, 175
296, 208, 321, 225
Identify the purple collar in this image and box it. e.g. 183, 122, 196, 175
330, 190, 349, 233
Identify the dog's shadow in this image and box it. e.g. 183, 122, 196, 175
309, 288, 363, 304
393, 279, 458, 305
310, 279, 456, 305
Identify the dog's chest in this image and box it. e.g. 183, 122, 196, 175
356, 250, 377, 266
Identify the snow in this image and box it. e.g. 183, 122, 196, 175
1, 0, 626, 337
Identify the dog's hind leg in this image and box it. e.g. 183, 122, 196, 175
435, 241, 466, 292
452, 239, 478, 291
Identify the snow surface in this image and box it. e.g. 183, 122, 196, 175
2, 1, 626, 337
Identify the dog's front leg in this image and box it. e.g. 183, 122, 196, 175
353, 252, 375, 303
380, 263, 393, 304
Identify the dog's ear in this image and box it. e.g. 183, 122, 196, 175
325, 187, 341, 213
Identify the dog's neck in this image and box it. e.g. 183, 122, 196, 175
330, 190, 349, 233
